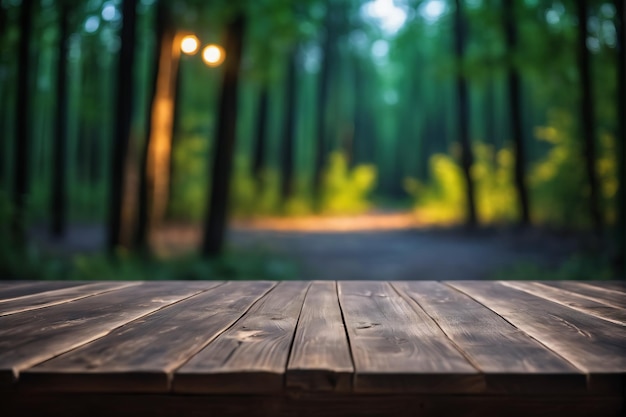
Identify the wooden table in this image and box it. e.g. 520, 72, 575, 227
0, 280, 624, 416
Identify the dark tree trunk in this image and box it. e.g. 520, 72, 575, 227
351, 56, 365, 167
454, 0, 477, 227
251, 84, 269, 183
484, 77, 497, 151
13, 0, 34, 247
201, 14, 246, 257
280, 47, 298, 204
313, 3, 334, 208
615, 0, 625, 277
504, 0, 530, 226
576, 0, 602, 235
77, 37, 97, 186
0, 5, 8, 189
51, 1, 69, 238
135, 0, 167, 252
107, 0, 137, 253
166, 52, 183, 221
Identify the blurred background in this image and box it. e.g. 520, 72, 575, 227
0, 0, 624, 281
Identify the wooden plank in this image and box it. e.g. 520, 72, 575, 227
0, 281, 89, 301
1, 392, 623, 417
542, 281, 625, 309
585, 281, 626, 293
0, 282, 138, 316
391, 281, 585, 393
20, 281, 275, 393
286, 281, 353, 392
502, 281, 626, 326
337, 281, 480, 393
0, 281, 220, 386
173, 281, 310, 394
447, 281, 626, 378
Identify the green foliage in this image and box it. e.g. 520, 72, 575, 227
169, 149, 377, 220
407, 110, 618, 229
405, 143, 518, 224
472, 144, 518, 224
231, 152, 377, 218
169, 134, 209, 221
229, 167, 286, 217
530, 111, 618, 228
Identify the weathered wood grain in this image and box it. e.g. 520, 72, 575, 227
337, 281, 481, 393
19, 281, 275, 392
174, 281, 310, 394
0, 281, 88, 301
0, 282, 138, 316
586, 281, 626, 293
286, 281, 353, 392
391, 281, 585, 393
0, 281, 219, 386
447, 281, 626, 379
1, 392, 622, 417
502, 281, 626, 326
542, 281, 625, 309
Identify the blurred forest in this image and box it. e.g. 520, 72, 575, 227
0, 0, 624, 280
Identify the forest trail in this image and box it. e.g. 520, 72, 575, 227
158, 212, 582, 280
30, 212, 582, 281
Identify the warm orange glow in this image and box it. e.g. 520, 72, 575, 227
180, 35, 199, 55
202, 44, 225, 67
232, 212, 424, 233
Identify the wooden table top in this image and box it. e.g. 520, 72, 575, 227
0, 280, 624, 416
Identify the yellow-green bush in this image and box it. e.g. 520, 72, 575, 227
408, 110, 618, 229
405, 155, 466, 223
473, 144, 518, 223
169, 141, 377, 220
320, 152, 377, 215
405, 144, 518, 224
530, 111, 617, 228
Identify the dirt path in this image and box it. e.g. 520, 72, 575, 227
31, 212, 583, 280
157, 213, 583, 280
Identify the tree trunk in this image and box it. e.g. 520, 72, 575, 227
13, 0, 34, 247
454, 0, 477, 227
351, 55, 365, 167
484, 77, 497, 152
576, 0, 602, 235
0, 5, 8, 190
107, 0, 137, 253
251, 84, 269, 184
201, 14, 246, 257
51, 1, 69, 238
504, 0, 530, 226
615, 0, 625, 278
135, 0, 173, 252
313, 3, 334, 209
280, 47, 298, 204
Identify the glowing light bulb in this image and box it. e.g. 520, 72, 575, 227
202, 44, 225, 67
180, 35, 199, 55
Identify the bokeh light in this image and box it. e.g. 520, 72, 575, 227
180, 35, 200, 55
202, 44, 225, 67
